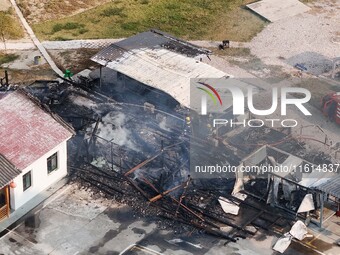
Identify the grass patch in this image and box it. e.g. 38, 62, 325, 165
0, 54, 19, 65
210, 47, 251, 57
52, 22, 85, 33
101, 7, 126, 17
300, 0, 317, 3
48, 48, 100, 73
0, 11, 24, 40
32, 0, 266, 41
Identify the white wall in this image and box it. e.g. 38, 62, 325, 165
10, 139, 69, 210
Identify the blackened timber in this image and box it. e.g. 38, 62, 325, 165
175, 176, 191, 216
149, 184, 184, 202
222, 193, 294, 221
160, 214, 237, 242
141, 177, 205, 222
124, 152, 162, 176
125, 176, 150, 199
225, 211, 263, 245
79, 176, 124, 195
187, 203, 256, 235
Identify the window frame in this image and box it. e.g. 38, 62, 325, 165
22, 171, 32, 191
47, 152, 58, 174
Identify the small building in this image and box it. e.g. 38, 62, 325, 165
90, 30, 230, 110
0, 90, 74, 222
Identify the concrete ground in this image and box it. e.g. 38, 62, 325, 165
0, 0, 11, 11
249, 0, 340, 73
0, 183, 339, 255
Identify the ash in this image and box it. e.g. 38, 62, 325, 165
23, 77, 333, 242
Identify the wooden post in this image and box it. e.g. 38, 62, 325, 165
5, 185, 9, 217
99, 66, 102, 88
319, 192, 324, 228
5, 70, 9, 86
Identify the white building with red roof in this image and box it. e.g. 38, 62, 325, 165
0, 90, 74, 221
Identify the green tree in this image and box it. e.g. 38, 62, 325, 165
0, 12, 22, 51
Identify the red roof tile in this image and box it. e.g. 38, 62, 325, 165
0, 91, 73, 170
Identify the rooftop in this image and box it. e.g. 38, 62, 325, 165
0, 154, 21, 189
0, 90, 74, 171
91, 30, 230, 109
92, 30, 211, 60
316, 175, 340, 199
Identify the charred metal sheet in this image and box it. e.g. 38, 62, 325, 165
0, 154, 21, 189
316, 175, 340, 199
91, 30, 211, 64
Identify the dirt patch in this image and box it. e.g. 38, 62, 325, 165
0, 66, 55, 85
249, 0, 340, 72
294, 77, 340, 109
211, 46, 290, 81
48, 48, 100, 73
17, 0, 111, 23
0, 0, 11, 11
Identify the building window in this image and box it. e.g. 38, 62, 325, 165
23, 171, 32, 191
47, 152, 58, 174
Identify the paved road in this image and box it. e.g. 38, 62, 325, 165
1, 183, 336, 255
0, 39, 249, 51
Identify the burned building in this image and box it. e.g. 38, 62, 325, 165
21, 30, 340, 247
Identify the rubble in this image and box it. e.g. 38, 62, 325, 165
273, 220, 309, 253
290, 220, 308, 241
22, 75, 336, 244
218, 193, 247, 215
297, 194, 315, 213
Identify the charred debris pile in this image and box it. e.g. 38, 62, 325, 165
23, 79, 329, 242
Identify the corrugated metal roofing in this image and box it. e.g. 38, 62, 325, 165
0, 91, 73, 171
316, 175, 340, 198
92, 47, 229, 108
91, 30, 230, 109
0, 154, 21, 189
93, 30, 211, 64
115, 30, 211, 56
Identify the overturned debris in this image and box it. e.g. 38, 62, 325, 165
24, 73, 337, 247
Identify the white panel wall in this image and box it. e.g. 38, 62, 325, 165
10, 140, 69, 210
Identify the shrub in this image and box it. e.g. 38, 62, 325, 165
53, 36, 71, 41
101, 7, 125, 17
52, 23, 64, 33
0, 54, 19, 65
51, 22, 85, 34
121, 22, 140, 31
63, 22, 84, 30
79, 28, 89, 34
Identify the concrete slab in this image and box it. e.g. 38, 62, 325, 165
247, 0, 311, 22
1, 184, 339, 255
0, 0, 11, 11
0, 177, 68, 233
